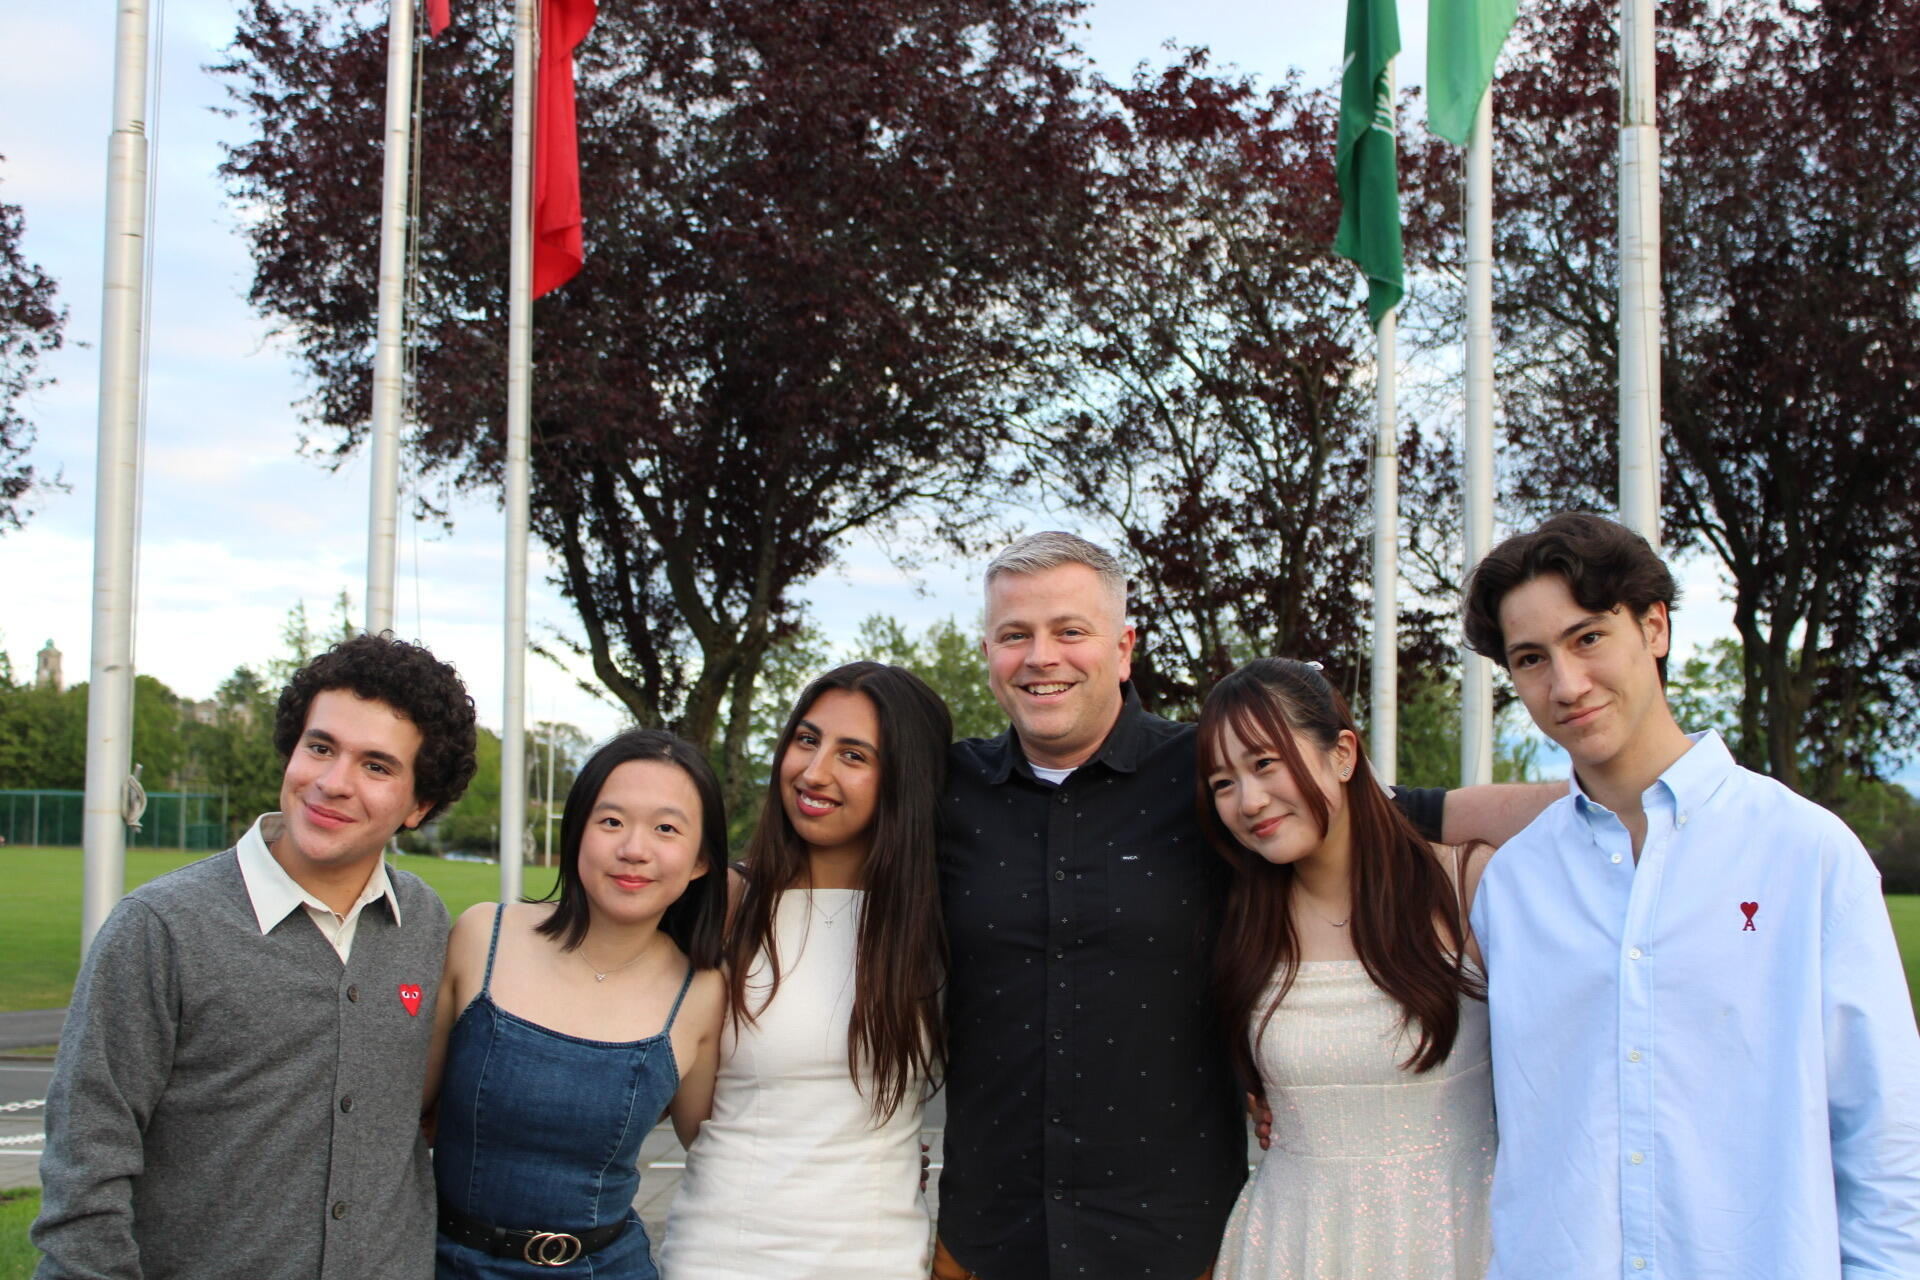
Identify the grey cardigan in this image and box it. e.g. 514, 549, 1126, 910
32, 849, 450, 1280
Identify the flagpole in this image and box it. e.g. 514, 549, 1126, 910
1370, 57, 1399, 787
81, 0, 156, 956
1618, 0, 1661, 547
1460, 89, 1495, 788
500, 0, 536, 905
365, 0, 419, 636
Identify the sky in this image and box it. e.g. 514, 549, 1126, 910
0, 0, 1758, 772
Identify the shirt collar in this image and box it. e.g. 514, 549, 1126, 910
1570, 728, 1735, 822
235, 813, 402, 934
982, 682, 1150, 785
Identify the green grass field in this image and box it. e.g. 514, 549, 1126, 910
0, 847, 560, 1012
0, 1191, 39, 1280
1888, 894, 1920, 1018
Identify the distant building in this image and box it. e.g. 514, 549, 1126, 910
184, 699, 220, 726
35, 640, 63, 692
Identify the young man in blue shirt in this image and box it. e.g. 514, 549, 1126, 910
1462, 512, 1920, 1279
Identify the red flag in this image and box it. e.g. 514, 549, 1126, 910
533, 0, 597, 297
425, 0, 451, 36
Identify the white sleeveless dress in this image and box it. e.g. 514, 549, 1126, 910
1212, 961, 1495, 1280
660, 889, 931, 1279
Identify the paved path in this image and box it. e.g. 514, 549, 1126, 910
0, 1060, 52, 1194
0, 1009, 63, 1052
0, 1010, 61, 1196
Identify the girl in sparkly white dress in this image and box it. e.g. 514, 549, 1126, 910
661, 663, 950, 1279
1197, 659, 1495, 1280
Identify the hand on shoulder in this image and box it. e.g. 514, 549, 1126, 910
1431, 842, 1494, 969
1460, 842, 1495, 913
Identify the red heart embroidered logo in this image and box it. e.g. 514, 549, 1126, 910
1739, 901, 1759, 931
398, 984, 423, 1016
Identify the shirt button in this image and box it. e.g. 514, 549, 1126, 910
1677, 812, 1688, 826
1052, 1030, 1063, 1041
1611, 853, 1623, 864
339, 1096, 354, 1114
1628, 1050, 1642, 1063
1053, 870, 1065, 881
1053, 1190, 1065, 1200
1058, 792, 1071, 805
1628, 947, 1643, 960
1629, 1151, 1644, 1165
1632, 1259, 1646, 1270
331, 1202, 349, 1220
346, 985, 359, 1002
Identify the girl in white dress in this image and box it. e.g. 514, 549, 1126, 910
661, 662, 950, 1279
1197, 659, 1495, 1280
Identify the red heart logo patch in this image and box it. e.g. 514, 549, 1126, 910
1739, 901, 1759, 931
398, 984, 423, 1016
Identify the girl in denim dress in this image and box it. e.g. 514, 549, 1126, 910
426, 730, 728, 1278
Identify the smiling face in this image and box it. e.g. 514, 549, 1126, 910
1498, 572, 1674, 780
1206, 718, 1356, 867
778, 687, 883, 863
577, 759, 710, 926
273, 689, 433, 888
983, 563, 1137, 771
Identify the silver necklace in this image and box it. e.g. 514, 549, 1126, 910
1294, 891, 1350, 929
580, 938, 654, 982
808, 891, 860, 928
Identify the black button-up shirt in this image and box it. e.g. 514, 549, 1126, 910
937, 687, 1445, 1280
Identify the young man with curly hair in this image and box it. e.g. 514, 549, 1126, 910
33, 635, 479, 1280
1461, 512, 1920, 1280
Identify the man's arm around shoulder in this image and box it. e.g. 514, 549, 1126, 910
32, 896, 181, 1280
1439, 780, 1567, 848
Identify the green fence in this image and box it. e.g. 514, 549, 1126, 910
0, 790, 228, 851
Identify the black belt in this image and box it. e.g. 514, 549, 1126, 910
437, 1201, 628, 1268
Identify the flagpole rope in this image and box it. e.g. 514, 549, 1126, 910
128, 0, 168, 670
404, 0, 428, 639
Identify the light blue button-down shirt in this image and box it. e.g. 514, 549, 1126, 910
1472, 731, 1920, 1279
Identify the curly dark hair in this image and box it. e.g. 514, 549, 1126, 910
1462, 511, 1680, 682
273, 634, 479, 822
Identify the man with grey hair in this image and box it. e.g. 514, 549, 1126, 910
931, 531, 1556, 1280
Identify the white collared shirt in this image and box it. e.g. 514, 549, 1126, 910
1472, 731, 1920, 1280
235, 813, 403, 963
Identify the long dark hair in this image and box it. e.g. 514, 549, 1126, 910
726, 662, 952, 1122
534, 729, 727, 969
1195, 659, 1481, 1087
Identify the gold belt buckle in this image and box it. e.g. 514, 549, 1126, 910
523, 1231, 584, 1267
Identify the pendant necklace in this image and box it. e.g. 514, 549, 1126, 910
580, 938, 655, 982
808, 891, 860, 928
1294, 890, 1350, 929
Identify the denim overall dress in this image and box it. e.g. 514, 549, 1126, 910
433, 907, 694, 1278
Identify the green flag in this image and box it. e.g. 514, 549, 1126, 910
1335, 0, 1403, 328
1427, 0, 1517, 146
